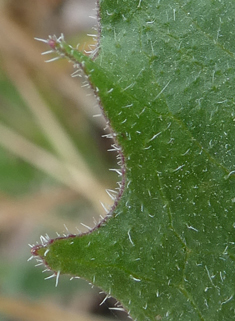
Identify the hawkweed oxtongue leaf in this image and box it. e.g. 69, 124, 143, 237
31, 1, 235, 320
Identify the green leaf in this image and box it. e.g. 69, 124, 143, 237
33, 1, 235, 320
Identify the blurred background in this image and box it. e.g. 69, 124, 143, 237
0, 0, 127, 320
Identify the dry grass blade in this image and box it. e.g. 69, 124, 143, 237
0, 122, 110, 212
0, 10, 105, 128
0, 187, 79, 231
0, 296, 109, 321
4, 58, 90, 171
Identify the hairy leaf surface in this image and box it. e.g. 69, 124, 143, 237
33, 1, 235, 320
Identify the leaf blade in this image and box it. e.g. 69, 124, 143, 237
33, 1, 235, 320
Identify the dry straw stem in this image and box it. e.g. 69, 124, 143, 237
0, 122, 111, 212
0, 9, 105, 128
0, 295, 109, 321
0, 187, 79, 231
5, 58, 89, 170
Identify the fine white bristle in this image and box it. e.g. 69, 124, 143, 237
109, 307, 125, 311
55, 271, 60, 287
40, 235, 47, 245
106, 189, 117, 200
99, 294, 110, 306
80, 223, 92, 230
109, 168, 122, 176
34, 37, 48, 43
45, 273, 56, 280
44, 249, 50, 257
41, 50, 54, 55
63, 224, 70, 233
100, 202, 109, 214
45, 56, 61, 63
45, 234, 50, 241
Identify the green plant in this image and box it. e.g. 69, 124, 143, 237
31, 1, 235, 320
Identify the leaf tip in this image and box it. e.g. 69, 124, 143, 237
30, 243, 47, 258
